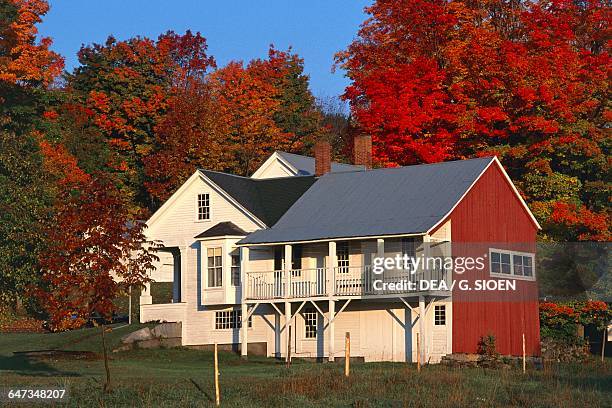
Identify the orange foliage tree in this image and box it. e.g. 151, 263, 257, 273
0, 0, 63, 87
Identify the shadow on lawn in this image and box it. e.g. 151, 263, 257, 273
0, 354, 80, 377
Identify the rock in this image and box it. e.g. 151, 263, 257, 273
159, 338, 182, 348
136, 339, 162, 349
121, 327, 153, 344
151, 322, 181, 339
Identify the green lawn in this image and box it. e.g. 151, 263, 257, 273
0, 328, 610, 407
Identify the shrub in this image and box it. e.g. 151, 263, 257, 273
539, 301, 611, 344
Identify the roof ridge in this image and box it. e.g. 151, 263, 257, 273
319, 156, 496, 176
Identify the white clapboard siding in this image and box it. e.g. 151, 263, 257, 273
146, 173, 261, 247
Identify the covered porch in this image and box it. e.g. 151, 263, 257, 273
240, 235, 452, 301
238, 234, 453, 362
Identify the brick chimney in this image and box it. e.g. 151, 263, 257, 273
354, 134, 372, 169
314, 140, 331, 176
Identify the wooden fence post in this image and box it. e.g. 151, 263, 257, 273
417, 333, 421, 372
522, 333, 526, 373
214, 343, 220, 406
345, 332, 350, 377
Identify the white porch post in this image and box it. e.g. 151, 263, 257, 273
240, 246, 250, 359
328, 299, 335, 362
140, 282, 152, 305
376, 238, 385, 283
376, 238, 385, 258
284, 244, 292, 298
179, 245, 188, 303
285, 301, 291, 362
328, 241, 336, 296
419, 295, 426, 363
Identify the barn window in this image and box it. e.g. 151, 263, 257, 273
197, 193, 210, 220
303, 309, 317, 339
434, 305, 446, 326
490, 249, 535, 280
207, 247, 223, 287
215, 310, 251, 330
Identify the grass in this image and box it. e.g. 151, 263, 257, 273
1, 329, 610, 407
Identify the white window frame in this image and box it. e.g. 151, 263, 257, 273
489, 248, 535, 281
434, 305, 446, 326
213, 309, 252, 331
230, 253, 240, 286
207, 247, 223, 288
196, 193, 210, 222
303, 310, 317, 339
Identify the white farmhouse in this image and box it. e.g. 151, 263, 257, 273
140, 135, 541, 362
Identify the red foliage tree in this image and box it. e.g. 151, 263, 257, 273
338, 0, 610, 240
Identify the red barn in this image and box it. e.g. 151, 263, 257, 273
430, 158, 541, 356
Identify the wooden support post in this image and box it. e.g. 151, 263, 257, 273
241, 302, 248, 360
418, 296, 426, 364
328, 299, 335, 362
328, 241, 336, 296
284, 244, 292, 297
285, 301, 291, 364
214, 343, 220, 406
522, 333, 526, 373
416, 333, 421, 372
345, 332, 350, 377
240, 247, 249, 360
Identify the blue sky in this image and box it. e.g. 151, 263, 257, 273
39, 1, 370, 99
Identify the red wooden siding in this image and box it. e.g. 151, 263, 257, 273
442, 162, 541, 356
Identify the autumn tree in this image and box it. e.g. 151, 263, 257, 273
250, 47, 322, 153
66, 30, 215, 209
0, 0, 63, 88
144, 82, 229, 204
0, 0, 63, 313
35, 141, 157, 391
207, 60, 283, 176
338, 0, 610, 241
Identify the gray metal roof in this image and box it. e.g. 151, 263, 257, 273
239, 157, 495, 244
199, 170, 316, 226
277, 151, 364, 175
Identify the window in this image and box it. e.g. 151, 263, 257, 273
231, 254, 241, 286
491, 251, 511, 274
207, 247, 222, 287
513, 254, 533, 277
401, 238, 417, 258
303, 310, 317, 339
434, 305, 446, 326
490, 249, 535, 280
215, 310, 252, 330
337, 241, 349, 273
197, 193, 210, 220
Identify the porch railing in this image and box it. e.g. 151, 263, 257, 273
245, 264, 451, 300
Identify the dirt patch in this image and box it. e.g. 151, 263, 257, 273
13, 350, 101, 361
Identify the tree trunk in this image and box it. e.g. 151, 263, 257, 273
101, 323, 111, 392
